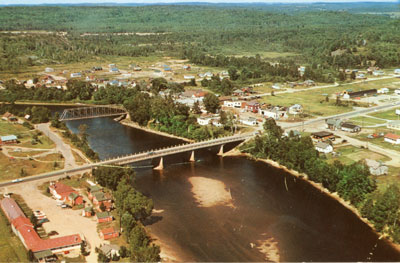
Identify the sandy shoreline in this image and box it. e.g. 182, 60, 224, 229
188, 176, 234, 208
226, 150, 400, 253
120, 119, 194, 143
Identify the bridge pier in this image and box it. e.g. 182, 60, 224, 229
189, 151, 195, 162
154, 157, 164, 170
217, 145, 224, 156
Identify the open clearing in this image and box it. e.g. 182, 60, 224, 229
368, 108, 400, 120
349, 116, 387, 127
328, 145, 390, 165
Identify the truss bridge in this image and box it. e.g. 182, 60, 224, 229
59, 105, 127, 121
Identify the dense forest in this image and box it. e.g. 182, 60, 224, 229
0, 3, 399, 75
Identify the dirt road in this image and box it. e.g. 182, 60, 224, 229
36, 123, 76, 168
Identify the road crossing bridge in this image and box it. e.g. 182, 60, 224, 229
0, 133, 254, 187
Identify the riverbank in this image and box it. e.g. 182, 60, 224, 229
120, 119, 194, 143
226, 149, 400, 253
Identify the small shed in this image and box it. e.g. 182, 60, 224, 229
1, 135, 18, 144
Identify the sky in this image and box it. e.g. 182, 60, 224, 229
1, 0, 398, 5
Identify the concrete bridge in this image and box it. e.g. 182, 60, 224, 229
0, 134, 253, 187
59, 105, 127, 121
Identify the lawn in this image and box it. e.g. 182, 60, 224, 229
349, 116, 387, 127
352, 127, 400, 152
327, 145, 391, 165
0, 152, 63, 182
0, 121, 55, 149
260, 88, 355, 117
259, 78, 400, 118
368, 108, 400, 121
0, 209, 29, 262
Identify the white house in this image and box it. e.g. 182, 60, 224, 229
259, 107, 288, 120
384, 133, 400, 144
288, 104, 303, 115
356, 73, 367, 79
197, 115, 222, 127
184, 75, 195, 80
223, 100, 244, 108
377, 88, 389, 94
315, 142, 333, 154
396, 109, 400, 116
70, 73, 82, 78
239, 117, 257, 126
373, 70, 385, 76
387, 121, 400, 130
45, 67, 54, 73
394, 69, 400, 76
271, 83, 281, 90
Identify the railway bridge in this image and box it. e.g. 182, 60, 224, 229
0, 133, 254, 187
59, 105, 127, 121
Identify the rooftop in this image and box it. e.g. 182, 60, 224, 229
96, 212, 111, 219
1, 197, 25, 221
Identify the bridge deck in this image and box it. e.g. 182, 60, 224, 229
0, 134, 253, 187
59, 105, 127, 121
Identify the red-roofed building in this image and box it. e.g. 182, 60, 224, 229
384, 133, 400, 144
1, 198, 82, 256
0, 198, 25, 221
100, 227, 119, 240
49, 182, 83, 206
245, 101, 260, 113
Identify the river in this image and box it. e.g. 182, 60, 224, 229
33, 107, 400, 261
63, 116, 400, 262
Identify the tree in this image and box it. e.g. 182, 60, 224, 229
124, 92, 151, 126
336, 163, 376, 206
228, 67, 239, 81
78, 124, 88, 141
192, 101, 201, 114
338, 71, 346, 81
119, 246, 129, 258
350, 71, 356, 80
189, 78, 197, 86
203, 93, 220, 113
121, 212, 136, 235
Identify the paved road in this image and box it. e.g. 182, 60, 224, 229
36, 123, 76, 168
245, 75, 397, 99
282, 102, 400, 130
0, 134, 252, 188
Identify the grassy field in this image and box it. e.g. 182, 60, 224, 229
368, 108, 400, 120
349, 116, 387, 127
352, 127, 400, 152
259, 78, 400, 118
0, 209, 29, 262
260, 87, 355, 117
0, 121, 54, 149
327, 145, 390, 165
0, 152, 63, 182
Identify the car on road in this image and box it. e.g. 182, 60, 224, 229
147, 151, 155, 156
11, 179, 23, 183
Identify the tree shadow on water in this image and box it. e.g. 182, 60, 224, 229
143, 215, 163, 226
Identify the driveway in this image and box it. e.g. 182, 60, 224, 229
36, 123, 77, 168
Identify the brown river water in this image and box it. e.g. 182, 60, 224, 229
61, 115, 400, 261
